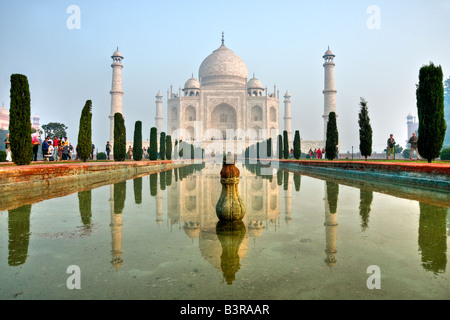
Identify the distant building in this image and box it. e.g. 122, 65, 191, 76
406, 112, 418, 144
0, 103, 40, 132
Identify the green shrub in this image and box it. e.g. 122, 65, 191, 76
97, 152, 107, 160
0, 150, 6, 162
440, 147, 450, 160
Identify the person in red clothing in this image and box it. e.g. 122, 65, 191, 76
53, 136, 59, 161
316, 148, 322, 159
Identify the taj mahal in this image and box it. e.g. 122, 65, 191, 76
108, 34, 337, 155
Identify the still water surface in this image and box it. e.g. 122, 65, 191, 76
1, 163, 449, 299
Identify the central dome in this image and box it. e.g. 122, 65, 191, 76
199, 42, 248, 87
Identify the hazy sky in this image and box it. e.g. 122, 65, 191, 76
1, 0, 449, 153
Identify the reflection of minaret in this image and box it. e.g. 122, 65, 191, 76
156, 186, 163, 226
283, 171, 292, 224
8, 204, 32, 266
109, 184, 123, 270
324, 181, 339, 268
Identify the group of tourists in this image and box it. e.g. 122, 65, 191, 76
387, 133, 421, 160
308, 148, 326, 159
41, 136, 75, 161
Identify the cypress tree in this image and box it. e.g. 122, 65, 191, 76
113, 181, 126, 214
149, 127, 158, 160
133, 177, 142, 204
267, 137, 272, 158
325, 112, 339, 160
283, 130, 289, 159
160, 131, 166, 160
278, 134, 283, 159
77, 100, 92, 162
9, 74, 32, 165
416, 62, 446, 163
133, 121, 143, 161
113, 113, 126, 161
326, 181, 339, 214
293, 130, 301, 159
358, 98, 373, 161
165, 135, 172, 160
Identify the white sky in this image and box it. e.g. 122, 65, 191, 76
0, 0, 449, 153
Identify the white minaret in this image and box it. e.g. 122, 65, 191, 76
109, 47, 124, 146
322, 47, 337, 142
283, 91, 292, 145
155, 91, 163, 136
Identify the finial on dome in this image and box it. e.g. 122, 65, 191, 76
221, 31, 224, 45
192, 72, 194, 78
253, 73, 255, 78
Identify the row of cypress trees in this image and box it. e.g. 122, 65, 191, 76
8, 62, 446, 165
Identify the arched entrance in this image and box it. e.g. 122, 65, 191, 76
210, 103, 237, 139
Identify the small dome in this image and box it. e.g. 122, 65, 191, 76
184, 76, 200, 89
247, 76, 263, 89
111, 47, 123, 59
323, 47, 335, 57
156, 91, 163, 97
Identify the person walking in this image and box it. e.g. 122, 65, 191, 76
32, 132, 40, 161
4, 133, 12, 162
42, 137, 50, 162
386, 134, 396, 160
317, 148, 322, 159
53, 136, 59, 161
408, 132, 421, 160
106, 141, 112, 160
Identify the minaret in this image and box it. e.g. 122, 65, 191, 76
109, 47, 124, 147
155, 91, 163, 137
283, 91, 292, 145
322, 47, 337, 142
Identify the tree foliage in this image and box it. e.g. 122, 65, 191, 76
133, 121, 143, 161
160, 131, 166, 160
283, 130, 289, 159
358, 97, 373, 160
325, 112, 339, 160
42, 122, 68, 138
293, 130, 301, 159
277, 134, 283, 160
443, 76, 450, 147
416, 62, 446, 163
77, 100, 92, 162
113, 113, 126, 161
9, 74, 32, 165
165, 135, 172, 160
149, 127, 158, 160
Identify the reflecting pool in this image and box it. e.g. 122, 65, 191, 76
0, 163, 449, 299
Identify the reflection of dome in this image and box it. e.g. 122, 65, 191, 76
247, 220, 264, 238
184, 76, 200, 89
183, 221, 201, 239
199, 40, 248, 87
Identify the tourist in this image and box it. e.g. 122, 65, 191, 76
53, 136, 59, 161
128, 146, 133, 159
58, 137, 63, 159
46, 141, 54, 161
408, 132, 421, 160
308, 148, 313, 159
62, 143, 70, 160
68, 143, 74, 160
321, 148, 325, 159
91, 143, 95, 160
290, 148, 294, 159
32, 132, 40, 161
106, 141, 112, 160
4, 133, 12, 162
42, 137, 49, 162
386, 134, 396, 160
317, 148, 322, 159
